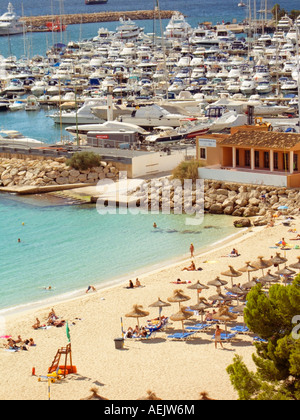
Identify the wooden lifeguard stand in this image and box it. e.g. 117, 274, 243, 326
48, 344, 76, 378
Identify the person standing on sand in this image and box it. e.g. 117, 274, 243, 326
215, 325, 224, 349
190, 243, 194, 258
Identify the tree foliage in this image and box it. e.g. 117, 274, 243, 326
227, 277, 300, 400
171, 160, 203, 185
66, 151, 102, 171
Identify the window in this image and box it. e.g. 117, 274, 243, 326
255, 151, 260, 168
274, 152, 278, 170
236, 149, 240, 166
245, 150, 250, 167
264, 152, 269, 169
200, 147, 206, 160
294, 154, 298, 171
283, 153, 289, 171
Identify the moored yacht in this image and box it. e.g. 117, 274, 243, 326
115, 18, 143, 41
164, 12, 192, 40
0, 3, 26, 36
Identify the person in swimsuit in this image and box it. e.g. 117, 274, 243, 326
215, 325, 224, 349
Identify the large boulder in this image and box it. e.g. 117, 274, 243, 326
233, 218, 252, 228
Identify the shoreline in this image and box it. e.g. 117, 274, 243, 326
0, 217, 296, 400
1, 223, 249, 321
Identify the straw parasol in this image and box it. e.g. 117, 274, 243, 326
190, 299, 212, 322
167, 289, 191, 308
221, 265, 242, 287
251, 256, 272, 276
80, 387, 109, 400
187, 280, 209, 303
258, 269, 280, 286
238, 261, 259, 281
289, 256, 300, 272
149, 298, 171, 319
225, 286, 247, 304
170, 307, 193, 332
212, 306, 238, 332
138, 390, 162, 400
275, 266, 296, 286
207, 276, 228, 287
208, 293, 232, 304
242, 278, 259, 290
271, 252, 288, 267
125, 304, 150, 328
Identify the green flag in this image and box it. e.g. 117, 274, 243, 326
66, 322, 71, 343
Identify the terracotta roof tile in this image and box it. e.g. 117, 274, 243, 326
219, 131, 300, 149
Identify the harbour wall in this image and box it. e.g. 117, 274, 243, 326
20, 10, 176, 31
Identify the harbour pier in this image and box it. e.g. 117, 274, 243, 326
20, 10, 176, 32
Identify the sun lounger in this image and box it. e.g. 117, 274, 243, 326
186, 323, 211, 332
211, 332, 237, 342
167, 332, 195, 340
253, 336, 268, 343
231, 326, 250, 334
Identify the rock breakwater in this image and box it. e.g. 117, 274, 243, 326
0, 157, 119, 188
20, 10, 176, 31
130, 177, 300, 220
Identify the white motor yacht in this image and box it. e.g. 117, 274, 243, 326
240, 80, 256, 95
0, 3, 26, 36
281, 80, 298, 92
164, 12, 193, 40
119, 104, 189, 128
49, 99, 106, 125
256, 81, 273, 94
0, 130, 44, 146
115, 18, 143, 41
277, 14, 293, 32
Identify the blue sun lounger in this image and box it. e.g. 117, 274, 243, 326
186, 323, 211, 332
211, 332, 237, 341
231, 326, 249, 334
167, 332, 195, 340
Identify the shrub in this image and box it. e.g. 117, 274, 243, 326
66, 152, 102, 171
171, 160, 203, 185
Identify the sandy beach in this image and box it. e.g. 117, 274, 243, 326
0, 215, 298, 401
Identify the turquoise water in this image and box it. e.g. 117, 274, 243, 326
0, 193, 237, 313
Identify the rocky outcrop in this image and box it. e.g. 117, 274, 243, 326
128, 177, 300, 219
0, 157, 119, 188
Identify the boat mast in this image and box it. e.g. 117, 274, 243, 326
296, 24, 300, 132
155, 0, 169, 100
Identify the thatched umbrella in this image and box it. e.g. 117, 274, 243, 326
125, 304, 150, 328
208, 293, 232, 304
242, 277, 259, 290
271, 252, 288, 267
225, 286, 247, 304
212, 306, 238, 332
289, 256, 300, 272
170, 307, 193, 332
80, 387, 109, 400
138, 390, 162, 400
149, 298, 171, 320
238, 261, 259, 281
258, 270, 280, 286
275, 266, 296, 286
251, 256, 272, 276
207, 277, 228, 294
187, 280, 209, 303
221, 265, 242, 287
167, 289, 191, 309
190, 299, 212, 323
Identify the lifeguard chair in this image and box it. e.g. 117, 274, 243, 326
48, 344, 76, 378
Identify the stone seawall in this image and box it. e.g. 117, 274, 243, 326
20, 10, 176, 30
0, 157, 119, 188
